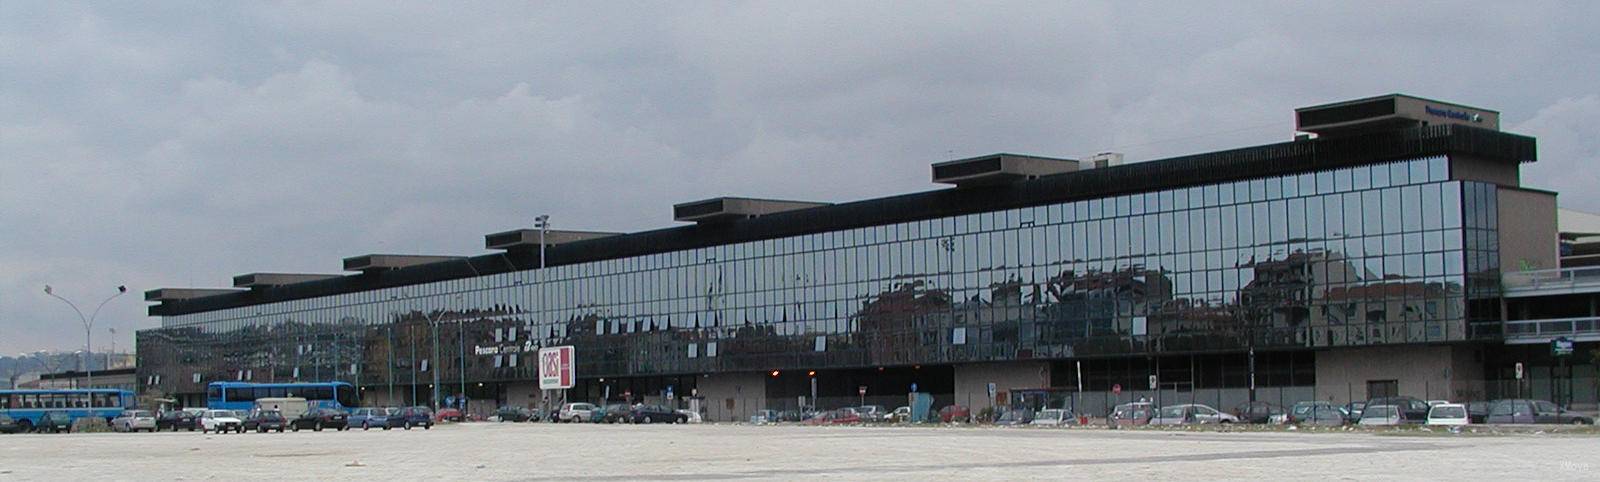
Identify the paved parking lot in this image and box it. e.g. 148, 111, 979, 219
0, 423, 1594, 480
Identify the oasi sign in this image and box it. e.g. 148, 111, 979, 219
539, 345, 576, 390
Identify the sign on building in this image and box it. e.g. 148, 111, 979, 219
1552, 337, 1574, 357
539, 345, 575, 390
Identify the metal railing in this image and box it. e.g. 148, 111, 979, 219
1502, 266, 1600, 294
1501, 317, 1600, 344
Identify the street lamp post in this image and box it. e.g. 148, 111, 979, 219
43, 285, 126, 389
533, 214, 552, 408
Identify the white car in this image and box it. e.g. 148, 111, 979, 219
1031, 409, 1072, 426
558, 403, 596, 423
200, 409, 244, 433
112, 410, 157, 432
1426, 403, 1470, 426
676, 409, 703, 423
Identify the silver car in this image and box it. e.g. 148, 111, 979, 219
112, 410, 158, 432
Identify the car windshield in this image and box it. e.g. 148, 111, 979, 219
1159, 406, 1186, 418
129, 410, 152, 417
1291, 403, 1318, 416
1432, 406, 1466, 418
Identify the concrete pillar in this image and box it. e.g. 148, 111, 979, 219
505, 382, 541, 409
953, 361, 1050, 412
1314, 345, 1483, 404
697, 372, 766, 422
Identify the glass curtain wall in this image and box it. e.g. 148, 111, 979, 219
139, 156, 1494, 397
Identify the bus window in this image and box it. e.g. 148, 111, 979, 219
309, 386, 332, 401
93, 393, 109, 408
108, 393, 122, 408
269, 387, 288, 398
69, 393, 86, 408
1, 394, 12, 409
336, 385, 356, 408
208, 385, 222, 400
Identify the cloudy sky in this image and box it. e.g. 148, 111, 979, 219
2, 1, 1597, 355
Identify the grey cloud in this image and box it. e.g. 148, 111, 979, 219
2, 1, 1597, 353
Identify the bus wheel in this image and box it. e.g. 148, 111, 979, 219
17, 420, 32, 433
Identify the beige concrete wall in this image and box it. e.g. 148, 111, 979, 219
1450, 154, 1521, 187
696, 372, 766, 422
1315, 345, 1484, 404
952, 361, 1050, 411
1498, 188, 1559, 273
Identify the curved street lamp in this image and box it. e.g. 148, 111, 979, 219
44, 284, 127, 389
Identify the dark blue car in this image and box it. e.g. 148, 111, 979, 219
397, 406, 433, 430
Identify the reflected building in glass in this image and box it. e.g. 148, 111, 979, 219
139, 95, 1557, 418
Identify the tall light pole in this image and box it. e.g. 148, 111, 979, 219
533, 214, 551, 408
43, 284, 126, 389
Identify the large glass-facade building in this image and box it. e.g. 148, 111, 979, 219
139, 95, 1559, 418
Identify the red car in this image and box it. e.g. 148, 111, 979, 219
434, 408, 465, 423
807, 409, 862, 425
938, 404, 971, 423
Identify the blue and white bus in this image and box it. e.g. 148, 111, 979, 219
206, 381, 357, 411
0, 388, 137, 432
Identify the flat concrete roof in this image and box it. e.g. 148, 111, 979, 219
233, 273, 343, 288
485, 229, 622, 250
343, 254, 465, 273
144, 288, 247, 302
674, 197, 830, 223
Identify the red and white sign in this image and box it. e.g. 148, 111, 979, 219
539, 346, 575, 389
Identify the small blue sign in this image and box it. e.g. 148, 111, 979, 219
910, 382, 918, 393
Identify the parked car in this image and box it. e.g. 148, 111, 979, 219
111, 410, 157, 432
855, 405, 888, 422
1364, 397, 1429, 423
434, 408, 465, 423
1152, 404, 1238, 425
994, 408, 1035, 426
1233, 401, 1286, 424
396, 406, 433, 430
1486, 399, 1594, 425
38, 411, 73, 433
200, 409, 244, 433
0, 414, 18, 434
887, 406, 912, 423
676, 409, 703, 423
156, 410, 199, 431
495, 406, 534, 423
1358, 404, 1404, 426
1031, 409, 1072, 427
784, 410, 812, 422
750, 409, 781, 424
807, 409, 862, 425
290, 408, 349, 432
244, 410, 288, 432
1344, 401, 1367, 421
1285, 401, 1348, 426
558, 403, 596, 423
1465, 401, 1492, 424
1426, 403, 1470, 426
350, 407, 395, 430
629, 405, 687, 424
938, 404, 971, 423
1109, 402, 1154, 427
597, 404, 632, 424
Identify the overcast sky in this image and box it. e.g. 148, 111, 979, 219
2, 1, 1597, 355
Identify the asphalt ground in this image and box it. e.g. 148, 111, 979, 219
0, 422, 1594, 480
